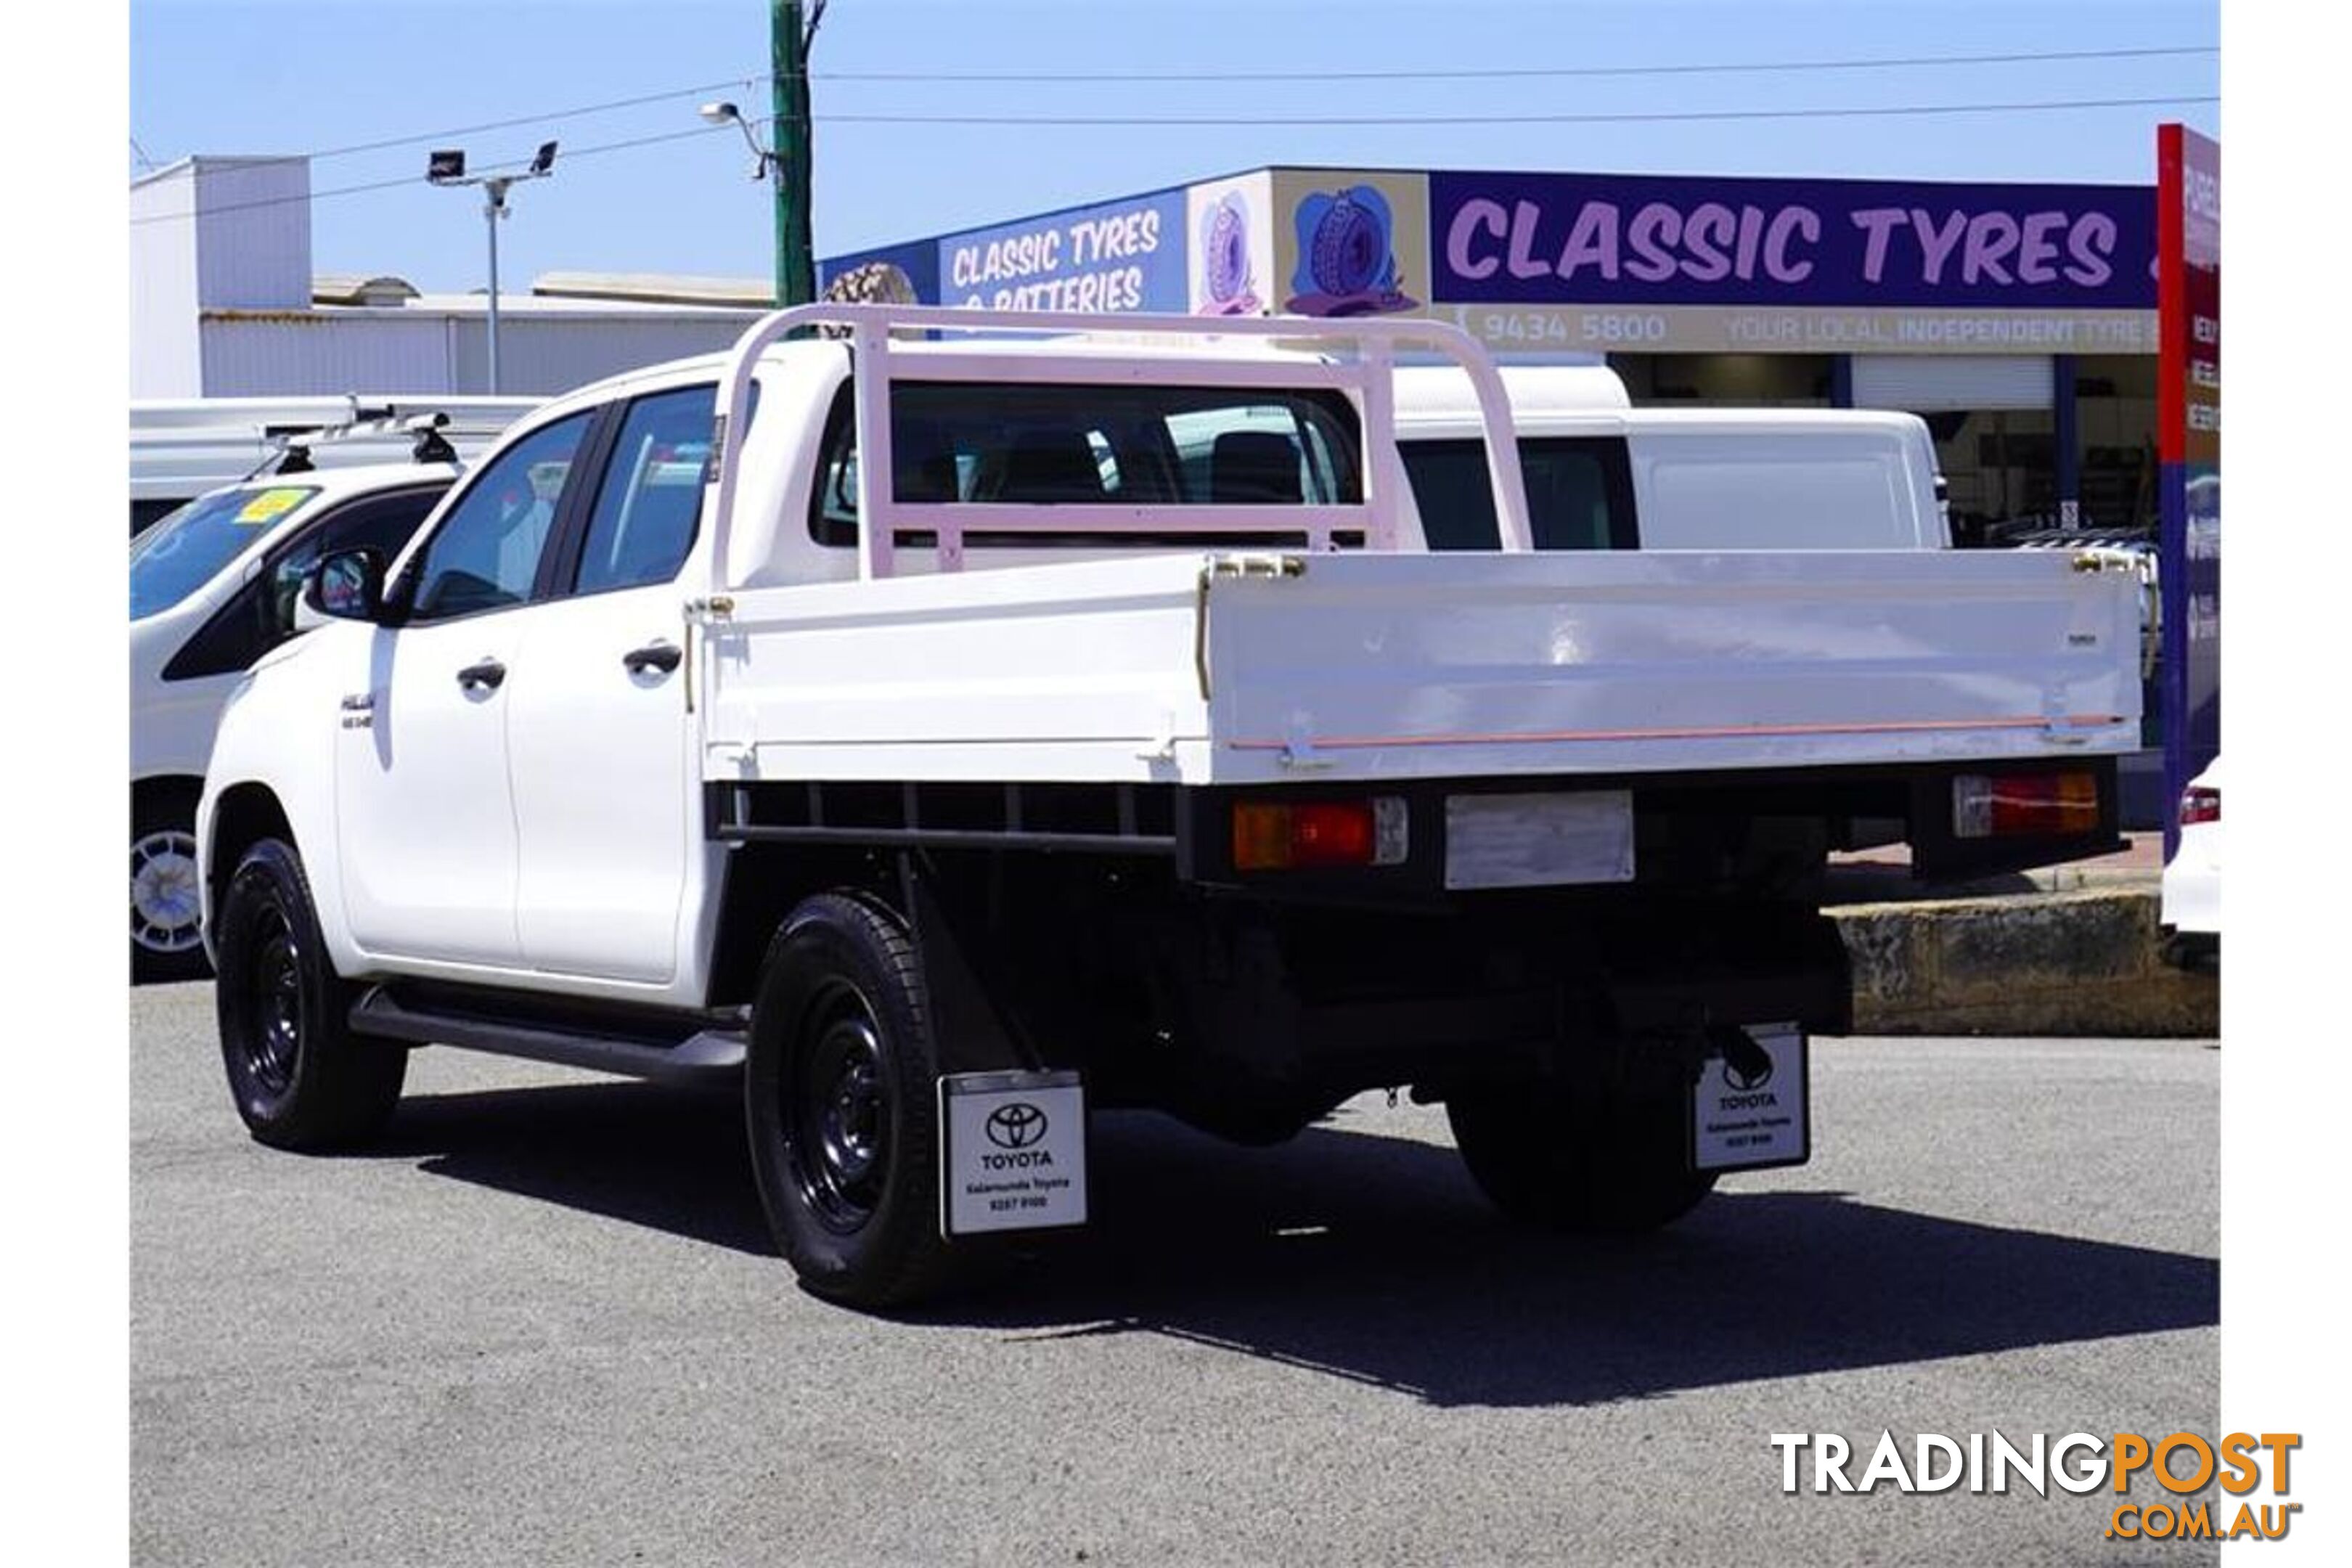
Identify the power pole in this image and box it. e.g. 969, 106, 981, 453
771, 1, 822, 306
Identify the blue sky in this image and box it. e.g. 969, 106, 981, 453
128, 0, 2218, 293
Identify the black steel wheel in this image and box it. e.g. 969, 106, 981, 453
214, 838, 406, 1150
1447, 1071, 1716, 1235
791, 981, 891, 1232
746, 891, 957, 1310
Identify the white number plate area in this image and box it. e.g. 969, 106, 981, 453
939, 1071, 1088, 1236
1692, 1025, 1809, 1172
1444, 791, 1636, 890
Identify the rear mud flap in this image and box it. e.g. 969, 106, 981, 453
1691, 1024, 1810, 1173
939, 1069, 1089, 1238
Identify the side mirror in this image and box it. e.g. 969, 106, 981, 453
303, 548, 388, 624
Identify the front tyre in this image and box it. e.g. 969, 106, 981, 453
214, 838, 405, 1149
1447, 1075, 1716, 1235
746, 892, 957, 1310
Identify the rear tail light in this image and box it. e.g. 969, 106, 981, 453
1952, 770, 2101, 839
2180, 785, 2220, 827
1232, 797, 1408, 870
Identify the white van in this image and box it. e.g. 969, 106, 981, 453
131, 462, 461, 979
1392, 365, 1947, 552
131, 396, 539, 535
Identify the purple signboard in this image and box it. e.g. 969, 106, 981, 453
938, 188, 1189, 314
1429, 171, 2155, 311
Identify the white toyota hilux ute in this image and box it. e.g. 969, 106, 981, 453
200, 305, 2144, 1310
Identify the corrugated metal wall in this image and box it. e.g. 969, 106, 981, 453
442, 316, 758, 395
197, 311, 759, 397
200, 317, 456, 396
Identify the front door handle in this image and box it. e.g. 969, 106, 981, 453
623, 640, 682, 677
457, 657, 507, 693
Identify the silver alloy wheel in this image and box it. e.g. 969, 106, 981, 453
131, 828, 204, 955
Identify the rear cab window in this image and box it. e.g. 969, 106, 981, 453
809, 381, 1363, 550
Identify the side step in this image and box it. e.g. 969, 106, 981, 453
348, 987, 746, 1085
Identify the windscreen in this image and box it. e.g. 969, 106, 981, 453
129, 484, 322, 621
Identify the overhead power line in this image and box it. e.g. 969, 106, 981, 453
128, 121, 751, 227
136, 43, 2215, 182
295, 75, 769, 164
818, 43, 2218, 84
819, 94, 2220, 128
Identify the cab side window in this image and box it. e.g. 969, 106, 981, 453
407, 413, 595, 622
570, 386, 719, 595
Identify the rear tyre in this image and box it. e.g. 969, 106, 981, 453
214, 838, 406, 1149
1447, 1074, 1716, 1234
746, 892, 957, 1310
132, 788, 211, 984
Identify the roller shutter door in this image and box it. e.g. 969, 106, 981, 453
1850, 354, 2054, 412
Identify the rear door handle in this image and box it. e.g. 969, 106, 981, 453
457, 657, 507, 692
623, 640, 682, 677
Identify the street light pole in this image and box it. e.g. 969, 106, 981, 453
483, 179, 508, 394
428, 142, 558, 394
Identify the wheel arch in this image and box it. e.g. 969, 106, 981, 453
133, 774, 205, 816
205, 781, 295, 936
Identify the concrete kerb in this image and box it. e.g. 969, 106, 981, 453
1824, 880, 2218, 1038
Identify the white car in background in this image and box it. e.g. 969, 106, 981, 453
131, 462, 460, 981
2160, 755, 2221, 969
1391, 365, 1948, 551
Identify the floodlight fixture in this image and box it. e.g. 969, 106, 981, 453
423, 141, 563, 393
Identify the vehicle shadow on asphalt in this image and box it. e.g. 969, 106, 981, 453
377, 1083, 2218, 1409
370, 1080, 775, 1255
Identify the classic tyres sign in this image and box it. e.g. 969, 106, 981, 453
1429, 171, 2155, 310
1429, 169, 2157, 356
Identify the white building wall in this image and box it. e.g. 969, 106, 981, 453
128, 166, 201, 398
191, 158, 310, 309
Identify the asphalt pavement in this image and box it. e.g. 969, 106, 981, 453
131, 983, 2218, 1567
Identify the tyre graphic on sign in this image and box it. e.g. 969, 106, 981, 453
1197, 192, 1262, 316
1285, 184, 1418, 317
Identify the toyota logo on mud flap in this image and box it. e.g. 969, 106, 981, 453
985, 1102, 1049, 1150
1723, 1053, 1775, 1093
